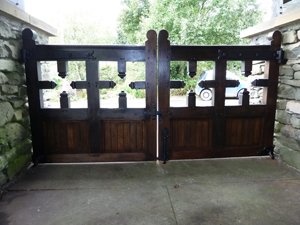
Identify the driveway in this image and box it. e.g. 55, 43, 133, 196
1, 158, 300, 225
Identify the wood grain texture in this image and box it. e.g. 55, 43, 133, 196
42, 121, 90, 154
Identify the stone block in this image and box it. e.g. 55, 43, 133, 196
283, 30, 298, 44
0, 72, 8, 84
281, 79, 300, 87
5, 123, 27, 145
281, 125, 297, 139
292, 64, 300, 71
14, 110, 23, 121
274, 121, 284, 133
0, 19, 17, 39
0, 128, 6, 142
291, 115, 300, 129
0, 102, 14, 126
286, 100, 300, 114
279, 65, 294, 76
18, 85, 28, 97
0, 40, 21, 59
279, 146, 300, 171
297, 30, 300, 40
277, 99, 287, 110
276, 132, 300, 159
287, 59, 300, 65
295, 71, 300, 79
0, 59, 22, 72
7, 72, 25, 85
10, 99, 25, 108
7, 153, 31, 180
282, 41, 300, 59
12, 139, 32, 156
278, 84, 296, 99
2, 85, 18, 94
296, 89, 300, 100
276, 110, 291, 125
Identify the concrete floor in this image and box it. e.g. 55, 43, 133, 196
1, 158, 300, 225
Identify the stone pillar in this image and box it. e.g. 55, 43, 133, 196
0, 12, 52, 186
249, 25, 300, 170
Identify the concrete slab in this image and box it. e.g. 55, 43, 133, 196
1, 157, 300, 225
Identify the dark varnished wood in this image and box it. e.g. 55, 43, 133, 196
23, 28, 282, 163
22, 28, 157, 163
158, 30, 283, 160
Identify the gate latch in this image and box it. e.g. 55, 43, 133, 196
144, 107, 161, 119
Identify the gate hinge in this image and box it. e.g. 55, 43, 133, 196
260, 146, 275, 160
276, 49, 286, 64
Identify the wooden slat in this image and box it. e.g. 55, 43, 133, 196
158, 30, 171, 160
34, 45, 145, 61
42, 121, 90, 154
44, 153, 147, 163
225, 118, 263, 146
170, 119, 212, 151
170, 45, 277, 61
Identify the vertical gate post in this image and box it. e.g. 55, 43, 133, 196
158, 30, 171, 161
263, 31, 282, 158
22, 28, 44, 164
86, 60, 100, 153
213, 59, 227, 148
145, 30, 157, 160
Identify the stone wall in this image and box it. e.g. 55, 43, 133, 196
250, 23, 300, 170
0, 13, 49, 187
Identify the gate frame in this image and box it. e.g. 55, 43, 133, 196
22, 28, 283, 163
158, 30, 283, 161
22, 28, 157, 163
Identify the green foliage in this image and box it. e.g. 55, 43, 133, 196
117, 0, 261, 93
118, 0, 261, 45
118, 0, 150, 44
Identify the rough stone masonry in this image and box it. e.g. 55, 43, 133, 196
0, 14, 49, 187
250, 23, 300, 170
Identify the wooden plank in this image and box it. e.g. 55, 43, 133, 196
123, 123, 131, 151
117, 123, 125, 153
110, 121, 118, 153
225, 118, 263, 147
103, 121, 112, 153
97, 109, 146, 120
22, 29, 44, 163
129, 122, 137, 152
213, 60, 227, 148
44, 153, 147, 163
136, 122, 144, 152
170, 45, 277, 61
263, 31, 282, 152
158, 30, 171, 160
145, 30, 157, 159
40, 109, 88, 120
35, 45, 145, 61
86, 60, 100, 153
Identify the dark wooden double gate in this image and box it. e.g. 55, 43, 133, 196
22, 28, 283, 163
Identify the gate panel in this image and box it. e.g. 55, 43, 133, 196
23, 28, 282, 163
158, 30, 283, 160
22, 29, 157, 163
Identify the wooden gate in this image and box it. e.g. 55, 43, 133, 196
22, 28, 283, 163
158, 30, 283, 161
22, 29, 157, 163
